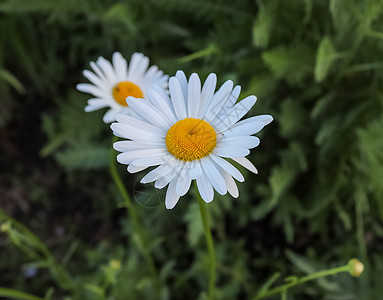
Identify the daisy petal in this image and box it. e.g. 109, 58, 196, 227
140, 159, 176, 183
114, 114, 166, 136
144, 65, 159, 80
214, 95, 257, 132
175, 70, 188, 101
113, 140, 165, 152
126, 97, 171, 130
209, 153, 244, 182
127, 165, 148, 173
200, 157, 227, 195
218, 136, 260, 149
187, 73, 201, 118
222, 171, 239, 198
222, 115, 274, 136
189, 160, 203, 179
90, 61, 111, 86
110, 122, 165, 142
152, 85, 171, 105
97, 56, 117, 83
165, 179, 180, 209
147, 89, 177, 124
103, 109, 117, 123
127, 53, 144, 80
205, 80, 233, 122
155, 161, 183, 189
169, 76, 187, 120
83, 70, 105, 89
198, 73, 217, 118
213, 147, 250, 158
76, 83, 110, 98
232, 157, 258, 174
85, 99, 110, 112
196, 174, 214, 203
112, 52, 128, 81
222, 85, 241, 111
131, 154, 174, 167
176, 164, 192, 196
133, 55, 149, 79
117, 149, 167, 165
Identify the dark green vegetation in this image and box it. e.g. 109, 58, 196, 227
1, 0, 383, 299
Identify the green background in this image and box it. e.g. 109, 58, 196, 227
1, 0, 383, 299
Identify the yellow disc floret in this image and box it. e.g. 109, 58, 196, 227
112, 81, 143, 106
166, 118, 217, 161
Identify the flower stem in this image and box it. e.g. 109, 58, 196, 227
195, 183, 216, 300
253, 264, 350, 300
109, 136, 160, 289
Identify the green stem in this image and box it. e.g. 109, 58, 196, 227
253, 265, 349, 300
195, 183, 216, 300
109, 136, 159, 288
281, 290, 287, 300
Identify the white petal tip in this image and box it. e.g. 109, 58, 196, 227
190, 73, 199, 80
116, 154, 126, 164
84, 105, 93, 112
175, 70, 186, 77
110, 123, 118, 132
208, 73, 217, 79
165, 201, 178, 209
125, 96, 135, 106
264, 115, 274, 125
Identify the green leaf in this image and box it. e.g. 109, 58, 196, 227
0, 68, 25, 93
303, 0, 312, 24
285, 249, 316, 274
102, 3, 136, 32
314, 37, 345, 82
184, 202, 204, 246
252, 162, 297, 220
279, 99, 307, 137
56, 144, 110, 170
0, 288, 43, 300
256, 272, 281, 296
252, 3, 274, 48
262, 44, 314, 85
84, 284, 104, 296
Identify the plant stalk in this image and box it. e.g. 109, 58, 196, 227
109, 136, 160, 290
195, 183, 216, 300
253, 265, 349, 300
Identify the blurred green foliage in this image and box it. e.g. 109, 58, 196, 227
1, 0, 383, 299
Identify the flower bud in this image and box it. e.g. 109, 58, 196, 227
347, 258, 364, 277
0, 222, 11, 232
109, 259, 121, 270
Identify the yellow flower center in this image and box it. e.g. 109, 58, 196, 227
166, 118, 217, 161
112, 81, 143, 106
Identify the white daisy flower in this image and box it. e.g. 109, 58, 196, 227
111, 71, 273, 209
76, 52, 168, 123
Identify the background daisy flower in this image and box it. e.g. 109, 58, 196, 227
111, 71, 273, 209
77, 52, 168, 123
